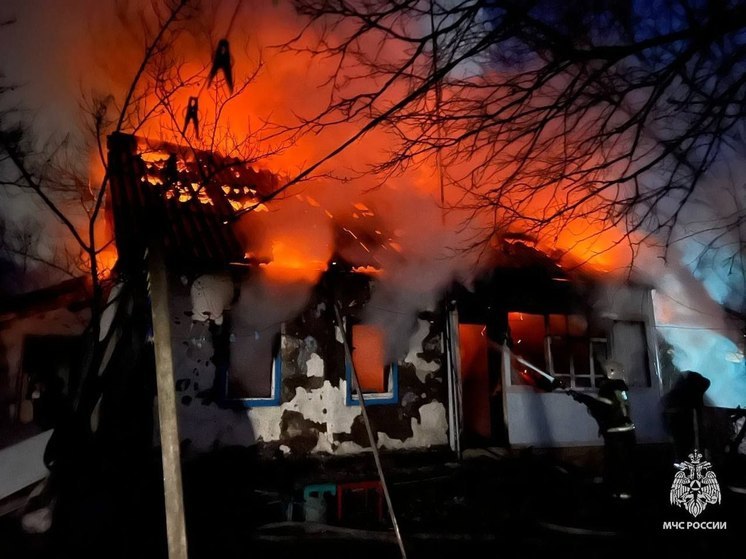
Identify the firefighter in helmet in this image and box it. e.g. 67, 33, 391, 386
568, 360, 636, 500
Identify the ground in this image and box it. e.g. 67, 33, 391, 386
1, 443, 743, 558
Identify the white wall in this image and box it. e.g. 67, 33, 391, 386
503, 282, 667, 447
505, 389, 667, 447
0, 429, 52, 500
168, 276, 450, 456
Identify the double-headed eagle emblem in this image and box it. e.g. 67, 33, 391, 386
669, 450, 721, 517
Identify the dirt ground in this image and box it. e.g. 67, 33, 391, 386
1, 443, 743, 558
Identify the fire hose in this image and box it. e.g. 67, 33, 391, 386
486, 339, 569, 392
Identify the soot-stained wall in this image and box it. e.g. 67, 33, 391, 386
167, 272, 450, 458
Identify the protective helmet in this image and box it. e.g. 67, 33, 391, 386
602, 359, 626, 381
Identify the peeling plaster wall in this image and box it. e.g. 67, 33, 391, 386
167, 281, 256, 456
167, 273, 450, 457
247, 378, 448, 455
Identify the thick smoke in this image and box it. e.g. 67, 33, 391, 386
641, 156, 746, 408
2, 1, 744, 407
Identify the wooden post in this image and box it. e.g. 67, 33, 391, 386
445, 306, 463, 457
148, 245, 188, 559
332, 302, 407, 559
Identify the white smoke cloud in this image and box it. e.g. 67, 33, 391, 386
2, 1, 744, 409
631, 155, 746, 408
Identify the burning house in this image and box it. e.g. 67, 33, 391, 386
107, 132, 454, 458
104, 132, 667, 460
5, 3, 746, 557
455, 244, 667, 448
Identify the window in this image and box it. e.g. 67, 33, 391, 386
21, 335, 84, 428
611, 321, 651, 388
345, 323, 398, 406
547, 314, 607, 389
221, 322, 283, 407
507, 313, 608, 389
508, 313, 547, 378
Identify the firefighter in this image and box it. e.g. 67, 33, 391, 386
568, 360, 636, 500
661, 370, 711, 461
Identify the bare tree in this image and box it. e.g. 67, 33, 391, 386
0, 2, 296, 547
0, 0, 284, 320
1, 1, 188, 303
276, 0, 745, 272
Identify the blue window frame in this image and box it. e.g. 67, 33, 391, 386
345, 362, 399, 406
217, 326, 283, 407
226, 352, 282, 407
344, 322, 399, 406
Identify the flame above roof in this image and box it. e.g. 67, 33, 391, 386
107, 133, 279, 272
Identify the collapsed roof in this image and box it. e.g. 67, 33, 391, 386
107, 133, 280, 271
107, 133, 387, 275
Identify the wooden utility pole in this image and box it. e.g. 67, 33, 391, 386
148, 245, 188, 559
333, 303, 407, 559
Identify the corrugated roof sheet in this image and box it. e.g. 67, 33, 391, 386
107, 133, 278, 271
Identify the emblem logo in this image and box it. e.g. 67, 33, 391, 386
669, 450, 721, 517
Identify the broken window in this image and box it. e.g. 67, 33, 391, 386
345, 323, 398, 406
507, 313, 609, 389
221, 320, 283, 406
507, 313, 547, 386
547, 314, 608, 389
611, 320, 651, 388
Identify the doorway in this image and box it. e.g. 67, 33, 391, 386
458, 323, 492, 443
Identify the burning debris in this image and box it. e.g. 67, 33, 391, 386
136, 139, 278, 212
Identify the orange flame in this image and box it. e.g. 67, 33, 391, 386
96, 245, 119, 280
351, 265, 381, 276
88, 3, 637, 287
549, 219, 634, 275
259, 238, 329, 283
